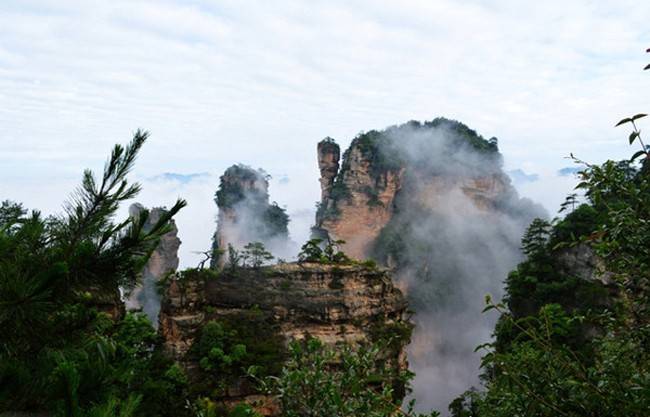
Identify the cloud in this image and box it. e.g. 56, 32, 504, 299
4, 0, 643, 269
148, 172, 211, 184
276, 175, 291, 185
558, 166, 582, 177
507, 168, 539, 184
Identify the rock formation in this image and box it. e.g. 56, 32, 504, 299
126, 203, 181, 326
313, 119, 520, 260
211, 165, 289, 268
159, 262, 411, 415
556, 243, 615, 286
314, 139, 403, 258
312, 118, 547, 411
317, 137, 340, 203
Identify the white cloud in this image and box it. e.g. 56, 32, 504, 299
1, 0, 649, 266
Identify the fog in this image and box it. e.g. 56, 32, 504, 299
373, 123, 547, 413
211, 166, 301, 266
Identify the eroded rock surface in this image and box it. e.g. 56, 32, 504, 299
159, 262, 411, 414
210, 165, 289, 268
126, 204, 181, 325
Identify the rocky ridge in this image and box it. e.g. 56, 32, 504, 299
314, 119, 511, 260
159, 262, 411, 414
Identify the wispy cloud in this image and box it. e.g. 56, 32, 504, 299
508, 169, 539, 184
557, 166, 582, 177
1, 0, 648, 265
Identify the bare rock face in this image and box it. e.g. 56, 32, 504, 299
159, 263, 411, 415
313, 120, 518, 260
556, 243, 615, 286
317, 138, 340, 203
211, 165, 289, 268
315, 143, 403, 259
126, 203, 181, 325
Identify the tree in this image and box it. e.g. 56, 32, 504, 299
454, 55, 650, 417
227, 244, 242, 270
255, 338, 439, 417
520, 218, 551, 258
241, 242, 273, 268
298, 237, 349, 263
558, 193, 579, 214
0, 131, 188, 416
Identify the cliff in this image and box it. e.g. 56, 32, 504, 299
314, 118, 512, 260
312, 118, 546, 410
126, 203, 181, 325
211, 165, 289, 268
159, 262, 412, 414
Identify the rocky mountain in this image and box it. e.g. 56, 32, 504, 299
159, 263, 411, 415
314, 119, 523, 260
210, 164, 289, 268
126, 203, 181, 326
313, 118, 547, 410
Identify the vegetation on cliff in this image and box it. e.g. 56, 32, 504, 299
451, 112, 650, 416
191, 308, 286, 397
214, 165, 289, 236
255, 338, 438, 417
211, 164, 289, 268
321, 118, 501, 219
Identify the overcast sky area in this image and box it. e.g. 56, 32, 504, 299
1, 0, 649, 267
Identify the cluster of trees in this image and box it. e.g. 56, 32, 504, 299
0, 132, 190, 416
224, 242, 274, 270
449, 111, 650, 416
297, 237, 350, 264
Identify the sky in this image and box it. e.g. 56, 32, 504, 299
1, 0, 649, 267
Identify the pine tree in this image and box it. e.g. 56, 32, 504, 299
521, 218, 551, 258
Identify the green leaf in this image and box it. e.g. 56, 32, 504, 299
631, 113, 647, 121
615, 117, 632, 127
629, 131, 640, 144
630, 150, 647, 161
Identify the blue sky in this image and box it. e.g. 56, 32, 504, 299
1, 0, 648, 266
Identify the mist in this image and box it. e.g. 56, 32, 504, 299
212, 165, 301, 267
372, 123, 547, 413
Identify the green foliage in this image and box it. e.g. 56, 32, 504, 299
298, 237, 350, 263
226, 244, 242, 270
368, 320, 414, 353
213, 165, 289, 235
241, 241, 273, 268
192, 311, 285, 395
194, 321, 248, 379
551, 203, 599, 247
190, 398, 262, 417
467, 301, 650, 417
460, 82, 650, 416
255, 338, 439, 417
520, 218, 551, 258
264, 202, 290, 238
0, 132, 188, 416
214, 165, 268, 209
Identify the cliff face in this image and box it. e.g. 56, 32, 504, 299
317, 138, 341, 203
159, 263, 411, 414
314, 119, 512, 260
211, 165, 289, 268
316, 143, 403, 258
126, 204, 181, 325
313, 118, 546, 411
